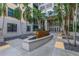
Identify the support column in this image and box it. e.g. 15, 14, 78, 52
44, 20, 48, 31
31, 23, 33, 32
38, 21, 41, 30
20, 11, 23, 35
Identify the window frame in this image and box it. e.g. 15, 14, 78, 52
8, 8, 14, 17
7, 23, 17, 32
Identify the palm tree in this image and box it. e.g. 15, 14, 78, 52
23, 3, 32, 23
23, 3, 33, 32
14, 4, 22, 35
68, 3, 77, 46
54, 3, 65, 33
62, 3, 78, 46
14, 5, 21, 20
0, 3, 6, 43
54, 3, 79, 46
67, 4, 70, 35
33, 7, 45, 31
54, 3, 63, 32
2, 3, 6, 39
63, 4, 68, 35
61, 4, 77, 46
0, 3, 3, 43
73, 3, 78, 46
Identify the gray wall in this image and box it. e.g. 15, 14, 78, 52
0, 17, 27, 38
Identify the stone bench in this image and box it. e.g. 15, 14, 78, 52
22, 34, 53, 51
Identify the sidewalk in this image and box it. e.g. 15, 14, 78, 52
53, 32, 79, 56
0, 33, 79, 56
0, 33, 56, 56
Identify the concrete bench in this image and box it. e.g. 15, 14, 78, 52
22, 34, 53, 51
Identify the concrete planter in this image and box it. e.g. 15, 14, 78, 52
22, 34, 53, 51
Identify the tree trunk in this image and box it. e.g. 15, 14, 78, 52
67, 4, 70, 44
19, 4, 23, 36
38, 20, 41, 30
60, 4, 65, 34
0, 3, 5, 42
44, 20, 48, 31
58, 17, 60, 32
73, 4, 78, 47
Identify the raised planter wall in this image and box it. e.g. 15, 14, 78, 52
22, 34, 53, 51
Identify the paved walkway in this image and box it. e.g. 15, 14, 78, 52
0, 33, 56, 56
0, 33, 79, 56
53, 32, 79, 56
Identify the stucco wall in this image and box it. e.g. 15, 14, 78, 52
0, 17, 27, 38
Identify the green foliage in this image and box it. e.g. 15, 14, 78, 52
77, 23, 79, 32
23, 3, 45, 23
3, 3, 6, 16
0, 3, 2, 16
33, 7, 46, 30
33, 7, 45, 21
14, 7, 21, 20
69, 22, 79, 32
23, 3, 32, 22
54, 3, 62, 26
33, 7, 38, 21
0, 3, 6, 16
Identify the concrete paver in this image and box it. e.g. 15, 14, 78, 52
53, 32, 79, 56
0, 33, 56, 56
0, 33, 79, 56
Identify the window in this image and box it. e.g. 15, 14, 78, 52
7, 23, 17, 32
8, 8, 14, 17
27, 26, 31, 31
33, 24, 38, 31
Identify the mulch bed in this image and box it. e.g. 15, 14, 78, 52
64, 42, 79, 52
62, 36, 79, 52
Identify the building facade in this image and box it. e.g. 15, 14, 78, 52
38, 3, 55, 17
0, 3, 34, 40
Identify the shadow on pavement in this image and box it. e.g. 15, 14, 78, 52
64, 41, 79, 52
